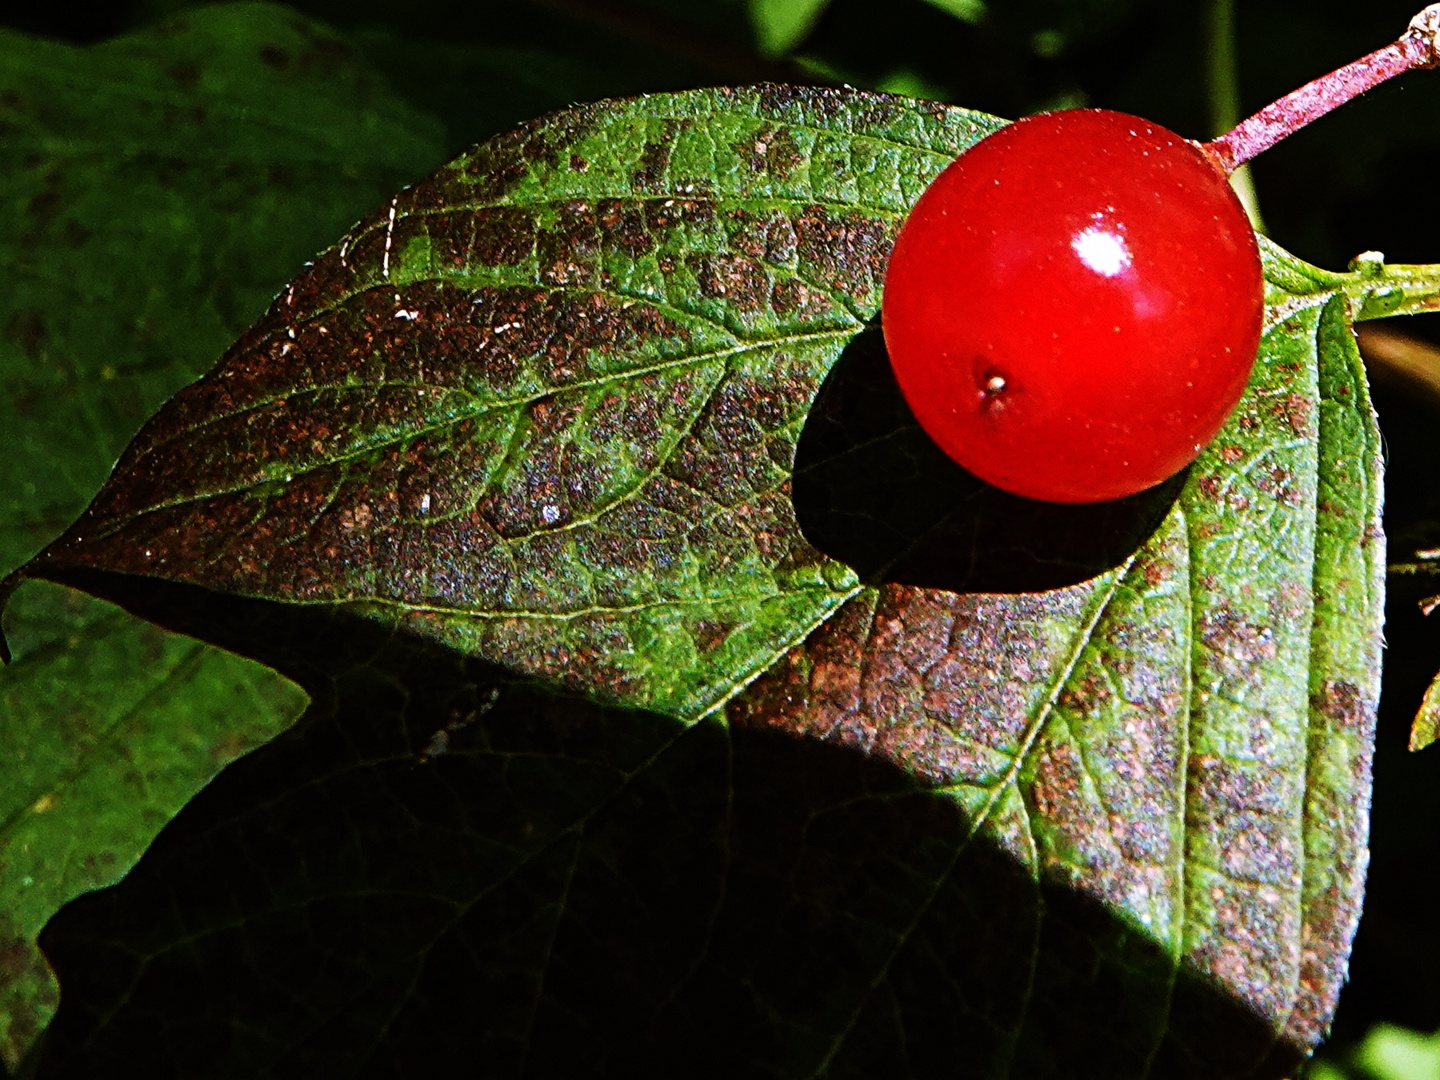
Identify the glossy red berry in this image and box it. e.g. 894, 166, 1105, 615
882, 109, 1264, 504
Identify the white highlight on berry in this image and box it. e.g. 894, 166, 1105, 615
1072, 226, 1131, 277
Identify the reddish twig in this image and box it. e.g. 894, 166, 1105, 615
1205, 4, 1440, 174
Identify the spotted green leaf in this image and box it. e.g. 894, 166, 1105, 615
8, 86, 1419, 1071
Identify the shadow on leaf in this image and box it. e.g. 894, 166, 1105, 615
20, 571, 1306, 1079
792, 323, 1185, 594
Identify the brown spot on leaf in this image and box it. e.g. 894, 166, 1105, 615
1190, 877, 1300, 1019
690, 253, 770, 312
731, 583, 1095, 786
633, 139, 671, 190
1058, 671, 1111, 713
458, 106, 605, 201
598, 200, 653, 256
538, 202, 601, 286
1199, 605, 1278, 668
1314, 679, 1369, 735
738, 124, 805, 179
469, 206, 536, 267
1273, 393, 1313, 437
794, 206, 895, 306
757, 83, 846, 125
1254, 465, 1301, 506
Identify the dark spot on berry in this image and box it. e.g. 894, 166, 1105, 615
973, 364, 1011, 413
259, 44, 289, 69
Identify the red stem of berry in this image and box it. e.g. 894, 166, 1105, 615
1205, 4, 1440, 175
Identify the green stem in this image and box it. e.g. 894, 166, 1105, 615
1344, 257, 1440, 320
1204, 0, 1265, 230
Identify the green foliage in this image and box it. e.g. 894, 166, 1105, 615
1352, 1025, 1440, 1080
0, 1, 444, 577
1306, 1023, 1440, 1080
0, 582, 306, 1070
0, 4, 444, 1069
750, 0, 832, 56
3, 0, 1440, 1074
6, 65, 1416, 1072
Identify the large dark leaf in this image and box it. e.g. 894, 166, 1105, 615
8, 85, 1433, 1074
0, 5, 444, 1069
0, 582, 306, 1073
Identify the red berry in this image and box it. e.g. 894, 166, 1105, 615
882, 109, 1263, 504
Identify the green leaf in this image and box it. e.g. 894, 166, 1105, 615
1333, 1022, 1440, 1080
1355, 1025, 1440, 1080
0, 0, 445, 577
0, 580, 308, 1072
9, 87, 1394, 1070
17, 86, 999, 720
750, 0, 831, 56
0, 5, 445, 1068
1411, 671, 1440, 749
918, 0, 987, 25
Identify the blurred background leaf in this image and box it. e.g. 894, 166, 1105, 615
0, 1, 445, 576
750, 0, 833, 56
1307, 1022, 1440, 1080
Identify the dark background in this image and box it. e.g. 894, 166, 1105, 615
6, 0, 1440, 1073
